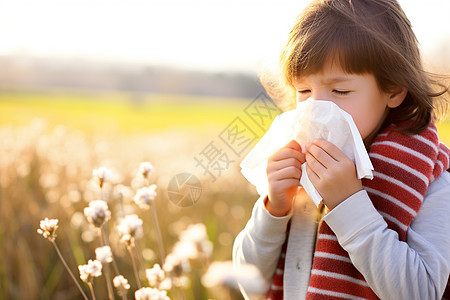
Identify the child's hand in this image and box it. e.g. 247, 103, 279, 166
305, 139, 363, 210
266, 140, 305, 217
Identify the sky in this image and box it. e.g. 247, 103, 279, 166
0, 0, 449, 73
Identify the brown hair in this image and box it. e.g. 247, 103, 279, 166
265, 0, 449, 134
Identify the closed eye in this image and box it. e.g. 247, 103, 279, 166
332, 90, 350, 96
298, 90, 311, 94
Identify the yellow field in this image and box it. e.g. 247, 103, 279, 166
0, 90, 250, 134
1, 89, 449, 141
1, 89, 450, 300
0, 89, 267, 300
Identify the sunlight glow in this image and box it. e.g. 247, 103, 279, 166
0, 0, 448, 73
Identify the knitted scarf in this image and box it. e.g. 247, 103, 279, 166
267, 123, 450, 299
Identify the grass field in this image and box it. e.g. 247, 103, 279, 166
0, 89, 268, 300
1, 89, 449, 141
0, 89, 250, 134
1, 88, 450, 300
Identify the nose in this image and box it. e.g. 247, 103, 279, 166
310, 90, 330, 101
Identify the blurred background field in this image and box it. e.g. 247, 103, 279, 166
0, 90, 250, 133
0, 88, 271, 299
0, 0, 449, 299
1, 87, 450, 300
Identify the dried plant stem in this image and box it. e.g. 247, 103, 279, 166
118, 194, 125, 218
169, 277, 186, 300
97, 227, 116, 300
119, 288, 128, 300
127, 245, 141, 289
50, 240, 89, 300
149, 206, 165, 265
111, 256, 120, 278
100, 226, 120, 276
104, 264, 115, 300
134, 242, 146, 271
98, 227, 106, 247
88, 281, 97, 300
100, 186, 108, 203
177, 286, 187, 300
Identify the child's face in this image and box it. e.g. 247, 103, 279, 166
293, 61, 393, 144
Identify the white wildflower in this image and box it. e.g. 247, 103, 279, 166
158, 278, 172, 291
84, 200, 111, 227
156, 289, 170, 300
201, 261, 266, 297
134, 185, 157, 209
134, 287, 170, 300
92, 166, 112, 188
171, 276, 189, 288
113, 184, 134, 203
139, 162, 155, 178
162, 253, 190, 278
113, 275, 130, 290
117, 214, 143, 246
174, 223, 213, 260
172, 240, 197, 261
146, 264, 164, 286
134, 287, 152, 300
180, 223, 207, 242
95, 246, 113, 264
37, 218, 59, 241
78, 259, 102, 282
146, 264, 171, 290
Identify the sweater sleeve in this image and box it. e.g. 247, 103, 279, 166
232, 194, 292, 298
323, 172, 450, 300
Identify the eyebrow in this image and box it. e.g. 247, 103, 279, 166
295, 75, 356, 86
322, 77, 353, 84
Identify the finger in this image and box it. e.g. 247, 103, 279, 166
271, 178, 301, 191
270, 147, 306, 165
305, 152, 327, 178
284, 140, 305, 162
307, 143, 336, 168
268, 165, 302, 181
305, 163, 320, 182
269, 178, 301, 195
311, 139, 347, 161
285, 140, 303, 152
268, 157, 303, 172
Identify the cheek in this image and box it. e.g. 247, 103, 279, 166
352, 105, 387, 139
351, 116, 370, 139
337, 105, 371, 138
353, 118, 376, 139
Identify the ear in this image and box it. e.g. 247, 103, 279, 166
387, 86, 408, 108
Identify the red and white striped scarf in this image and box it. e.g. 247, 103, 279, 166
267, 123, 450, 299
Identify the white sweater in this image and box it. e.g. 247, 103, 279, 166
233, 171, 450, 299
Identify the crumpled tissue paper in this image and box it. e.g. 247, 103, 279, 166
240, 98, 374, 207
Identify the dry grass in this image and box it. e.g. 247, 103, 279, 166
1, 89, 449, 299
0, 90, 263, 299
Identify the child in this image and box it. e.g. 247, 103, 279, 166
233, 0, 450, 299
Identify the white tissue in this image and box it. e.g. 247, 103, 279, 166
240, 98, 373, 207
